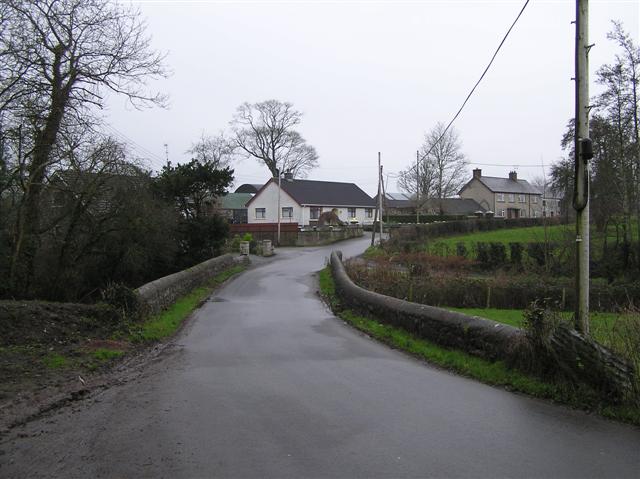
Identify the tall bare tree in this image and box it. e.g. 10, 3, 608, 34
400, 122, 467, 215
230, 100, 319, 178
397, 154, 436, 206
0, 0, 167, 295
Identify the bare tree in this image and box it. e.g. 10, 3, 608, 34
400, 122, 467, 215
0, 0, 168, 295
230, 100, 319, 178
187, 131, 235, 169
397, 155, 436, 206
426, 123, 468, 200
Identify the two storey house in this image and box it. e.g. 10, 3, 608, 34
458, 169, 542, 219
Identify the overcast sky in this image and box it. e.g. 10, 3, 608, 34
106, 0, 639, 196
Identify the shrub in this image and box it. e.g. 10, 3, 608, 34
476, 242, 490, 269
527, 242, 546, 267
489, 242, 507, 267
100, 282, 142, 319
456, 242, 467, 258
509, 300, 565, 377
509, 242, 523, 267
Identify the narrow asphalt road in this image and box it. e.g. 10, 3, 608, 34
2, 236, 639, 478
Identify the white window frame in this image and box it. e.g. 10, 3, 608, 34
310, 207, 322, 220
365, 208, 373, 218
347, 207, 357, 218
518, 194, 525, 203
533, 196, 538, 204
255, 208, 266, 219
497, 193, 505, 202
282, 207, 293, 219
508, 193, 515, 202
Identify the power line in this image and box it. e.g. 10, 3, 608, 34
418, 0, 531, 164
101, 122, 165, 164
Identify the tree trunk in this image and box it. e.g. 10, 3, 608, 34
9, 53, 71, 296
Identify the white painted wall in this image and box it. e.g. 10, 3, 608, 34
247, 181, 301, 224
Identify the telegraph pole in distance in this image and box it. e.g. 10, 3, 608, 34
416, 150, 420, 224
378, 152, 384, 241
573, 0, 593, 335
371, 155, 381, 247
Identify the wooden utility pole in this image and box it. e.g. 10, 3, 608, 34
416, 150, 420, 224
277, 169, 282, 246
378, 153, 383, 241
573, 0, 592, 335
371, 155, 381, 247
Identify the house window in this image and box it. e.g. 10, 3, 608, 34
365, 208, 373, 218
533, 196, 538, 204
518, 195, 525, 203
508, 194, 515, 202
521, 209, 526, 217
310, 207, 322, 220
282, 207, 293, 219
497, 193, 505, 202
533, 210, 538, 218
499, 209, 505, 217
255, 208, 266, 219
348, 207, 356, 218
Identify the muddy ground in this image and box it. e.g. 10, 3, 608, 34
0, 300, 149, 433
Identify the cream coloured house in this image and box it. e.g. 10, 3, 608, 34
458, 169, 543, 218
245, 178, 376, 226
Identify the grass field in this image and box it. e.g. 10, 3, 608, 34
428, 224, 571, 254
425, 221, 638, 258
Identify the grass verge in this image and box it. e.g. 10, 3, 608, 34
132, 264, 246, 342
318, 266, 640, 425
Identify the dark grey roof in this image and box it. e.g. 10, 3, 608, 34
373, 192, 415, 209
248, 179, 375, 207
424, 198, 486, 215
234, 183, 263, 194
476, 176, 542, 195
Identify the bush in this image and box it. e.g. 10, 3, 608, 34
476, 243, 490, 269
456, 242, 467, 258
527, 242, 546, 267
489, 242, 507, 267
100, 282, 143, 319
509, 242, 523, 267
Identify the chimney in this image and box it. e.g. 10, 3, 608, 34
509, 171, 517, 181
473, 168, 482, 179
284, 171, 294, 182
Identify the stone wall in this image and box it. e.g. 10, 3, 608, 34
330, 251, 521, 361
330, 251, 636, 399
136, 254, 243, 315
296, 226, 363, 246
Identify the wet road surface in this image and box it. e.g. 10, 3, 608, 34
2, 236, 640, 478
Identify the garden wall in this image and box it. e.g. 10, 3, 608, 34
136, 253, 244, 315
297, 226, 363, 246
230, 223, 363, 246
